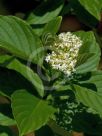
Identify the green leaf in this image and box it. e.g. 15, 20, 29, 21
74, 85, 102, 116
76, 53, 94, 67
43, 16, 62, 35
0, 126, 14, 136
41, 16, 62, 45
0, 67, 34, 98
54, 85, 71, 92
0, 126, 13, 136
78, 0, 102, 20
11, 90, 56, 136
0, 133, 8, 136
26, 0, 64, 24
0, 16, 44, 65
48, 120, 71, 136
61, 3, 72, 16
70, 0, 101, 27
74, 31, 101, 73
33, 16, 62, 36
32, 24, 45, 36
73, 112, 102, 135
0, 55, 44, 97
79, 71, 102, 94
35, 125, 55, 136
0, 113, 16, 126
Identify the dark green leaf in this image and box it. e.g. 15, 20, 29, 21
35, 125, 54, 136
61, 3, 72, 16
78, 0, 102, 20
70, 0, 100, 27
73, 112, 102, 135
0, 55, 44, 97
79, 71, 102, 94
26, 0, 64, 24
0, 67, 34, 98
0, 126, 13, 136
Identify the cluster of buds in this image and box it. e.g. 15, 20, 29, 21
55, 101, 79, 131
45, 32, 82, 77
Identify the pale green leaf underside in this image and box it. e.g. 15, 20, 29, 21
11, 90, 56, 135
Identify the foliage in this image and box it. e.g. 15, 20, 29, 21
0, 0, 102, 136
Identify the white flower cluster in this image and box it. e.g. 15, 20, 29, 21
45, 32, 82, 76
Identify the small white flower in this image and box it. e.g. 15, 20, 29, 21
45, 32, 83, 77
45, 54, 51, 62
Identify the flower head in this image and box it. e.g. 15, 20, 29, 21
45, 32, 82, 76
